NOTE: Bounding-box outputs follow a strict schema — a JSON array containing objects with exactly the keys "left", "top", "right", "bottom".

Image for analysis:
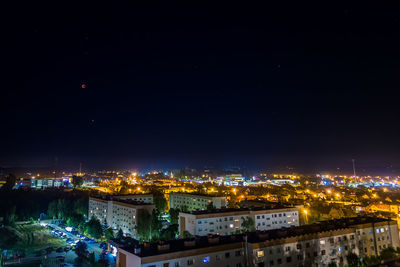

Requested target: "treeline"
[
  {"left": 0, "top": 187, "right": 88, "bottom": 226},
  {"left": 47, "top": 197, "right": 88, "bottom": 229}
]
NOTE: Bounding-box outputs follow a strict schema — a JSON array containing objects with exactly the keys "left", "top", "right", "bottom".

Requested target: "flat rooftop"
[
  {"left": 89, "top": 195, "right": 154, "bottom": 206},
  {"left": 184, "top": 204, "right": 295, "bottom": 215},
  {"left": 119, "top": 216, "right": 393, "bottom": 258},
  {"left": 170, "top": 192, "right": 225, "bottom": 198}
]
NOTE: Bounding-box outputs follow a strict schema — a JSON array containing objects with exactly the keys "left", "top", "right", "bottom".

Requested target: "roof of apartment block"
[
  {"left": 120, "top": 216, "right": 394, "bottom": 258},
  {"left": 185, "top": 204, "right": 295, "bottom": 215},
  {"left": 89, "top": 195, "right": 154, "bottom": 206}
]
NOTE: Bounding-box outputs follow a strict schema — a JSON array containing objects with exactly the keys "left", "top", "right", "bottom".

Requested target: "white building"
[
  {"left": 115, "top": 194, "right": 153, "bottom": 204},
  {"left": 88, "top": 196, "right": 154, "bottom": 237},
  {"left": 116, "top": 217, "right": 400, "bottom": 267},
  {"left": 169, "top": 192, "right": 227, "bottom": 211},
  {"left": 179, "top": 206, "right": 299, "bottom": 237}
]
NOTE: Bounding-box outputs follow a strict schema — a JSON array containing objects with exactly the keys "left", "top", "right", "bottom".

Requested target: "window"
[
  {"left": 235, "top": 251, "right": 241, "bottom": 257},
  {"left": 321, "top": 250, "right": 326, "bottom": 255},
  {"left": 216, "top": 255, "right": 221, "bottom": 261},
  {"left": 164, "top": 263, "right": 169, "bottom": 267},
  {"left": 297, "top": 255, "right": 303, "bottom": 260},
  {"left": 174, "top": 263, "right": 180, "bottom": 267},
  {"left": 286, "top": 257, "right": 292, "bottom": 263},
  {"left": 269, "top": 260, "right": 274, "bottom": 266},
  {"left": 236, "top": 264, "right": 241, "bottom": 267},
  {"left": 306, "top": 243, "right": 310, "bottom": 248},
  {"left": 277, "top": 259, "right": 282, "bottom": 264},
  {"left": 202, "top": 257, "right": 210, "bottom": 263},
  {"left": 320, "top": 240, "right": 325, "bottom": 245},
  {"left": 257, "top": 250, "right": 264, "bottom": 257},
  {"left": 258, "top": 263, "right": 264, "bottom": 267},
  {"left": 225, "top": 252, "right": 230, "bottom": 258},
  {"left": 297, "top": 244, "right": 302, "bottom": 250},
  {"left": 187, "top": 260, "right": 194, "bottom": 266}
]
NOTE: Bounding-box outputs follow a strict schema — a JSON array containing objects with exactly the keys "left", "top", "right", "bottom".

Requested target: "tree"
[
  {"left": 75, "top": 241, "right": 88, "bottom": 258},
  {"left": 66, "top": 213, "right": 85, "bottom": 229},
  {"left": 116, "top": 228, "right": 124, "bottom": 240},
  {"left": 150, "top": 209, "right": 163, "bottom": 241},
  {"left": 153, "top": 193, "right": 167, "bottom": 212},
  {"left": 206, "top": 202, "right": 216, "bottom": 210},
  {"left": 380, "top": 247, "right": 398, "bottom": 261},
  {"left": 4, "top": 206, "right": 17, "bottom": 226},
  {"left": 74, "top": 198, "right": 88, "bottom": 216},
  {"left": 182, "top": 231, "right": 193, "bottom": 239},
  {"left": 3, "top": 174, "right": 16, "bottom": 191},
  {"left": 169, "top": 208, "right": 180, "bottom": 225},
  {"left": 104, "top": 228, "right": 114, "bottom": 240},
  {"left": 241, "top": 217, "right": 255, "bottom": 232},
  {"left": 85, "top": 216, "right": 103, "bottom": 239},
  {"left": 88, "top": 252, "right": 95, "bottom": 265},
  {"left": 48, "top": 200, "right": 58, "bottom": 219},
  {"left": 160, "top": 224, "right": 178, "bottom": 240},
  {"left": 346, "top": 252, "right": 361, "bottom": 267},
  {"left": 72, "top": 175, "right": 83, "bottom": 188},
  {"left": 136, "top": 209, "right": 152, "bottom": 241}
]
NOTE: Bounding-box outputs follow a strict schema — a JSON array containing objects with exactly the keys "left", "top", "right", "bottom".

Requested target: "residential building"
[
  {"left": 89, "top": 196, "right": 155, "bottom": 237},
  {"left": 179, "top": 206, "right": 299, "bottom": 237},
  {"left": 115, "top": 194, "right": 153, "bottom": 204},
  {"left": 116, "top": 217, "right": 400, "bottom": 267},
  {"left": 169, "top": 192, "right": 227, "bottom": 211}
]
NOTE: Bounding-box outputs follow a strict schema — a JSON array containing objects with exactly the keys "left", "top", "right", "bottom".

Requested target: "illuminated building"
[
  {"left": 178, "top": 206, "right": 299, "bottom": 237},
  {"left": 89, "top": 196, "right": 154, "bottom": 237},
  {"left": 169, "top": 192, "right": 227, "bottom": 211},
  {"left": 116, "top": 217, "right": 400, "bottom": 267}
]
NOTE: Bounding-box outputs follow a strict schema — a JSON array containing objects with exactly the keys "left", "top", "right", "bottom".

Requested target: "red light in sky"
[{"left": 81, "top": 84, "right": 86, "bottom": 89}]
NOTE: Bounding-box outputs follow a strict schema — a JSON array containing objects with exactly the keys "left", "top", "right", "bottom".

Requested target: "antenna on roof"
[{"left": 352, "top": 159, "right": 356, "bottom": 178}]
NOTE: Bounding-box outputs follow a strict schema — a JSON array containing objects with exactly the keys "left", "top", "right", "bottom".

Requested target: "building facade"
[
  {"left": 179, "top": 207, "right": 299, "bottom": 237},
  {"left": 115, "top": 194, "right": 153, "bottom": 204},
  {"left": 116, "top": 217, "right": 400, "bottom": 267},
  {"left": 89, "top": 196, "right": 155, "bottom": 237},
  {"left": 169, "top": 193, "right": 227, "bottom": 211}
]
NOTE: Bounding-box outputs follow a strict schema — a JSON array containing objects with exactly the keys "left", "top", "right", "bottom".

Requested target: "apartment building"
[
  {"left": 115, "top": 194, "right": 153, "bottom": 204},
  {"left": 179, "top": 206, "right": 299, "bottom": 237},
  {"left": 88, "top": 196, "right": 155, "bottom": 237},
  {"left": 116, "top": 217, "right": 400, "bottom": 267},
  {"left": 169, "top": 192, "right": 227, "bottom": 211}
]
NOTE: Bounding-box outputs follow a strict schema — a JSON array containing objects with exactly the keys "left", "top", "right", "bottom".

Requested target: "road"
[{"left": 47, "top": 223, "right": 115, "bottom": 264}]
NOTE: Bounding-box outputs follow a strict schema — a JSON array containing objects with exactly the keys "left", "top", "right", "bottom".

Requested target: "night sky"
[{"left": 2, "top": 1, "right": 400, "bottom": 174}]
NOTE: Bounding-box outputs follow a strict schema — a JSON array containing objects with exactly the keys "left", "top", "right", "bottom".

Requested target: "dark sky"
[{"left": 2, "top": 1, "right": 400, "bottom": 173}]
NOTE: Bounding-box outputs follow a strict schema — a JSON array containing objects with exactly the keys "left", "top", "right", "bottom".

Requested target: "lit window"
[
  {"left": 257, "top": 250, "right": 264, "bottom": 257},
  {"left": 202, "top": 257, "right": 210, "bottom": 263},
  {"left": 320, "top": 240, "right": 326, "bottom": 245}
]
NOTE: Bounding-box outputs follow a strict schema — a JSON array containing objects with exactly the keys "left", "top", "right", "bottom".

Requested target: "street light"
[{"left": 303, "top": 209, "right": 308, "bottom": 224}]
